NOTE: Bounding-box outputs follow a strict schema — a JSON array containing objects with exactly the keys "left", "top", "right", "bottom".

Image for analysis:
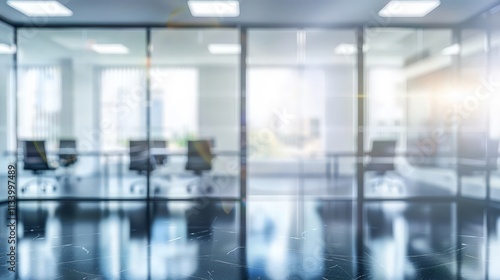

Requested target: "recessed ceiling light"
[
  {"left": 208, "top": 44, "right": 241, "bottom": 54},
  {"left": 379, "top": 0, "right": 440, "bottom": 17},
  {"left": 188, "top": 1, "right": 240, "bottom": 17},
  {"left": 7, "top": 1, "right": 73, "bottom": 17},
  {"left": 441, "top": 43, "right": 460, "bottom": 55},
  {"left": 0, "top": 44, "right": 16, "bottom": 54},
  {"left": 91, "top": 44, "right": 129, "bottom": 54},
  {"left": 334, "top": 44, "right": 369, "bottom": 55}
]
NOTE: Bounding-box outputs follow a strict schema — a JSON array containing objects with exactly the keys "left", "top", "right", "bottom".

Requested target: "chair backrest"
[
  {"left": 370, "top": 140, "right": 397, "bottom": 158},
  {"left": 185, "top": 140, "right": 213, "bottom": 173},
  {"left": 458, "top": 135, "right": 498, "bottom": 172},
  {"left": 59, "top": 139, "right": 78, "bottom": 166},
  {"left": 23, "top": 140, "right": 51, "bottom": 171},
  {"left": 129, "top": 140, "right": 155, "bottom": 173},
  {"left": 365, "top": 140, "right": 397, "bottom": 173},
  {"left": 152, "top": 140, "right": 168, "bottom": 165}
]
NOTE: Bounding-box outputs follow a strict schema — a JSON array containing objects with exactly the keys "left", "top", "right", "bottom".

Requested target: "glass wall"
[
  {"left": 364, "top": 28, "right": 457, "bottom": 198},
  {"left": 16, "top": 28, "right": 147, "bottom": 199},
  {"left": 150, "top": 28, "right": 240, "bottom": 199},
  {"left": 6, "top": 23, "right": 499, "bottom": 202},
  {"left": 247, "top": 29, "right": 357, "bottom": 198},
  {"left": 459, "top": 29, "right": 489, "bottom": 199},
  {"left": 0, "top": 22, "right": 14, "bottom": 202}
]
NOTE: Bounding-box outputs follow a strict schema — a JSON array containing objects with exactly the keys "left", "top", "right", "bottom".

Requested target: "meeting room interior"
[{"left": 1, "top": 0, "right": 500, "bottom": 279}]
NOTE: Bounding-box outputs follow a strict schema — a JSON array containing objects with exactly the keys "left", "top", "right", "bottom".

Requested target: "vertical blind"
[{"left": 17, "top": 66, "right": 61, "bottom": 149}]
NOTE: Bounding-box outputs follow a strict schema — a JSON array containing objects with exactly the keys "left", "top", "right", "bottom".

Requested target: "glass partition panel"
[
  {"left": 459, "top": 29, "right": 488, "bottom": 199},
  {"left": 17, "top": 28, "right": 147, "bottom": 199},
  {"left": 247, "top": 29, "right": 357, "bottom": 199},
  {"left": 0, "top": 22, "right": 14, "bottom": 202},
  {"left": 150, "top": 28, "right": 240, "bottom": 199},
  {"left": 365, "top": 28, "right": 457, "bottom": 198}
]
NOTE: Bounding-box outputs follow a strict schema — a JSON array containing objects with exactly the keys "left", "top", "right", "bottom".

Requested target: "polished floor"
[{"left": 0, "top": 198, "right": 499, "bottom": 279}]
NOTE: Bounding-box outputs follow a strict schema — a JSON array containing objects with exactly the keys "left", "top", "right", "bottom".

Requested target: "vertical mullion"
[
  {"left": 455, "top": 28, "right": 462, "bottom": 198},
  {"left": 240, "top": 27, "right": 247, "bottom": 202},
  {"left": 146, "top": 28, "right": 152, "bottom": 200},
  {"left": 13, "top": 25, "right": 19, "bottom": 280},
  {"left": 238, "top": 26, "right": 249, "bottom": 279},
  {"left": 145, "top": 27, "right": 153, "bottom": 280},
  {"left": 355, "top": 26, "right": 365, "bottom": 279},
  {"left": 486, "top": 26, "right": 492, "bottom": 202},
  {"left": 485, "top": 18, "right": 492, "bottom": 280}
]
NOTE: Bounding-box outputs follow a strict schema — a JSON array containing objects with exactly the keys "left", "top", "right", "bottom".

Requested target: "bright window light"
[
  {"left": 334, "top": 44, "right": 369, "bottom": 55},
  {"left": 379, "top": 1, "right": 440, "bottom": 17},
  {"left": 0, "top": 44, "right": 16, "bottom": 54},
  {"left": 91, "top": 44, "right": 129, "bottom": 54},
  {"left": 441, "top": 43, "right": 461, "bottom": 55},
  {"left": 188, "top": 1, "right": 240, "bottom": 17},
  {"left": 7, "top": 1, "right": 73, "bottom": 17},
  {"left": 208, "top": 44, "right": 241, "bottom": 54}
]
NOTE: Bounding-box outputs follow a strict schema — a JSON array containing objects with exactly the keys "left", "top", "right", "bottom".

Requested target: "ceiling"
[{"left": 0, "top": 0, "right": 498, "bottom": 27}]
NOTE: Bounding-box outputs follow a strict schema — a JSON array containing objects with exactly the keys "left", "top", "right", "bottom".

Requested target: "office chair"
[
  {"left": 153, "top": 140, "right": 168, "bottom": 166},
  {"left": 152, "top": 140, "right": 170, "bottom": 194},
  {"left": 185, "top": 140, "right": 215, "bottom": 194},
  {"left": 21, "top": 140, "right": 57, "bottom": 193},
  {"left": 129, "top": 140, "right": 156, "bottom": 193},
  {"left": 365, "top": 140, "right": 400, "bottom": 191},
  {"left": 458, "top": 135, "right": 498, "bottom": 176},
  {"left": 58, "top": 139, "right": 80, "bottom": 182}
]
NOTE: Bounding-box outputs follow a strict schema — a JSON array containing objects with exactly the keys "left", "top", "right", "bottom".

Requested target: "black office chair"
[
  {"left": 365, "top": 140, "right": 397, "bottom": 175},
  {"left": 152, "top": 140, "right": 170, "bottom": 194},
  {"left": 365, "top": 140, "right": 400, "bottom": 191},
  {"left": 152, "top": 140, "right": 168, "bottom": 166},
  {"left": 129, "top": 140, "right": 156, "bottom": 193},
  {"left": 58, "top": 139, "right": 80, "bottom": 182},
  {"left": 22, "top": 140, "right": 57, "bottom": 193},
  {"left": 185, "top": 140, "right": 214, "bottom": 194}
]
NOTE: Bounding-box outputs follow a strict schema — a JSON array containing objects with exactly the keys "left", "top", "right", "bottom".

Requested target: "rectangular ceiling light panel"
[
  {"left": 379, "top": 1, "right": 440, "bottom": 17},
  {"left": 188, "top": 1, "right": 240, "bottom": 17},
  {"left": 7, "top": 1, "right": 73, "bottom": 17}
]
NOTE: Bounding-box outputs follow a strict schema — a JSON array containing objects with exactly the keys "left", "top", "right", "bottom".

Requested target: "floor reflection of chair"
[
  {"left": 185, "top": 140, "right": 215, "bottom": 194},
  {"left": 22, "top": 140, "right": 58, "bottom": 193},
  {"left": 365, "top": 140, "right": 401, "bottom": 192},
  {"left": 185, "top": 201, "right": 217, "bottom": 240},
  {"left": 20, "top": 205, "right": 48, "bottom": 239}
]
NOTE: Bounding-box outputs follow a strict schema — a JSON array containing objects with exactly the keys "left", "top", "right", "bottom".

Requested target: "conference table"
[
  {"left": 4, "top": 149, "right": 467, "bottom": 179},
  {"left": 5, "top": 148, "right": 240, "bottom": 185}
]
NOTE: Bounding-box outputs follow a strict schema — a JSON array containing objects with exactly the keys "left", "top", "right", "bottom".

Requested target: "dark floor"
[{"left": 0, "top": 198, "right": 499, "bottom": 279}]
